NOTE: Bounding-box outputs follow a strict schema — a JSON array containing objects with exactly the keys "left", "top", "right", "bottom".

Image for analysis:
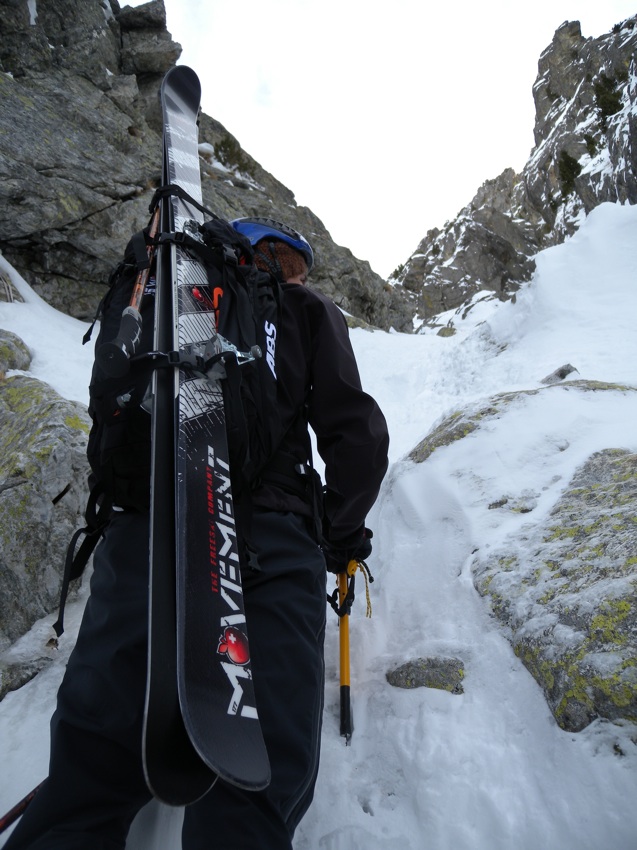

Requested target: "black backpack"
[
  {"left": 54, "top": 192, "right": 293, "bottom": 635},
  {"left": 84, "top": 211, "right": 284, "bottom": 511}
]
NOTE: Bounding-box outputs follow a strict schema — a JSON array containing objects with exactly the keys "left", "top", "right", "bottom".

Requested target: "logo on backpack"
[{"left": 263, "top": 320, "right": 277, "bottom": 379}]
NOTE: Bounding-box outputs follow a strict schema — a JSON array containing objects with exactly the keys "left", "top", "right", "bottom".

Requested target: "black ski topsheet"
[
  {"left": 143, "top": 65, "right": 216, "bottom": 806},
  {"left": 143, "top": 66, "right": 270, "bottom": 804}
]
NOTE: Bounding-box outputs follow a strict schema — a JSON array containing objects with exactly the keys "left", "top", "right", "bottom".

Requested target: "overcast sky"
[{"left": 124, "top": 1, "right": 636, "bottom": 278}]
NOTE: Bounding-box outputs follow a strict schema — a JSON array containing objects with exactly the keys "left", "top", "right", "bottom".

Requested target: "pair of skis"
[
  {"left": 138, "top": 66, "right": 368, "bottom": 800},
  {"left": 2, "top": 64, "right": 378, "bottom": 834},
  {"left": 141, "top": 65, "right": 269, "bottom": 804}
]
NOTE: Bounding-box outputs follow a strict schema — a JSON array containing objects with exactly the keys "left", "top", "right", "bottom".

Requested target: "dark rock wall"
[{"left": 0, "top": 0, "right": 412, "bottom": 331}]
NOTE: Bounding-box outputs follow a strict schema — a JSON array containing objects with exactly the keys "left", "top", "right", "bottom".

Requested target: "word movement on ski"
[{"left": 206, "top": 444, "right": 258, "bottom": 720}]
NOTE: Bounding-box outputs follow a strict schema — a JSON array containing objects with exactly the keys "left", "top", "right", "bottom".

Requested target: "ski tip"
[{"left": 161, "top": 65, "right": 201, "bottom": 104}]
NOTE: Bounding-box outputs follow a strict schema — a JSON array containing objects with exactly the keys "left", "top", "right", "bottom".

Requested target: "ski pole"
[
  {"left": 0, "top": 781, "right": 44, "bottom": 835},
  {"left": 96, "top": 203, "right": 161, "bottom": 378}
]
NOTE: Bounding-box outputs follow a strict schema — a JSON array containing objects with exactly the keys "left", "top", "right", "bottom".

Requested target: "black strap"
[
  {"left": 130, "top": 229, "right": 151, "bottom": 270},
  {"left": 150, "top": 184, "right": 220, "bottom": 221},
  {"left": 82, "top": 282, "right": 113, "bottom": 346},
  {"left": 254, "top": 242, "right": 284, "bottom": 281},
  {"left": 327, "top": 572, "right": 356, "bottom": 618},
  {"left": 52, "top": 482, "right": 112, "bottom": 637},
  {"left": 326, "top": 560, "right": 374, "bottom": 617},
  {"left": 258, "top": 451, "right": 315, "bottom": 501}
]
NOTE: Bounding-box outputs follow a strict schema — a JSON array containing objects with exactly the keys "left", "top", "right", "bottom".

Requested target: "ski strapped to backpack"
[
  {"left": 89, "top": 183, "right": 289, "bottom": 491},
  {"left": 56, "top": 184, "right": 318, "bottom": 633}
]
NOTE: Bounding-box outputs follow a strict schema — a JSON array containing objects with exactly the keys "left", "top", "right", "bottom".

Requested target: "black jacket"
[{"left": 253, "top": 282, "right": 389, "bottom": 544}]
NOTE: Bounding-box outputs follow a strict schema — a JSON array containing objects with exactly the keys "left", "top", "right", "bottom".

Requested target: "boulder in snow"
[{"left": 0, "top": 374, "right": 91, "bottom": 650}]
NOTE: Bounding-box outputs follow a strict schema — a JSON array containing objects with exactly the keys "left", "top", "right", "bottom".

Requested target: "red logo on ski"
[{"left": 217, "top": 626, "right": 250, "bottom": 666}]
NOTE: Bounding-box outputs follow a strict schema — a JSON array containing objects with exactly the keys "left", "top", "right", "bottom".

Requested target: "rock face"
[
  {"left": 475, "top": 447, "right": 637, "bottom": 732},
  {"left": 395, "top": 17, "right": 637, "bottom": 327},
  {"left": 410, "top": 381, "right": 637, "bottom": 733},
  {"left": 3, "top": 8, "right": 635, "bottom": 333},
  {"left": 0, "top": 0, "right": 412, "bottom": 332},
  {"left": 0, "top": 374, "right": 91, "bottom": 650},
  {"left": 0, "top": 329, "right": 31, "bottom": 376}
]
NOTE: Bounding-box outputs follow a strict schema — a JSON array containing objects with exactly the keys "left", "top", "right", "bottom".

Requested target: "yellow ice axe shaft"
[{"left": 338, "top": 561, "right": 357, "bottom": 743}]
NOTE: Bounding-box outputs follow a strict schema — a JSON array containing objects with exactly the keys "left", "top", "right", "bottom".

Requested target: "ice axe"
[{"left": 333, "top": 559, "right": 374, "bottom": 744}]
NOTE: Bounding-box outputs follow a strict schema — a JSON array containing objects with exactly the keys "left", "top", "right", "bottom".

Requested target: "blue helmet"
[{"left": 230, "top": 217, "right": 314, "bottom": 272}]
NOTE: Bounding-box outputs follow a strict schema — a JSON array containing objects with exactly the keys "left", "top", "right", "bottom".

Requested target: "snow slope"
[{"left": 1, "top": 202, "right": 636, "bottom": 848}]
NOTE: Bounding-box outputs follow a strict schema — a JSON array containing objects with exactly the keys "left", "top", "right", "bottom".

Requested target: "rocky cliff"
[
  {"left": 395, "top": 17, "right": 637, "bottom": 329},
  {"left": 3, "top": 5, "right": 634, "bottom": 338},
  {"left": 0, "top": 0, "right": 412, "bottom": 332}
]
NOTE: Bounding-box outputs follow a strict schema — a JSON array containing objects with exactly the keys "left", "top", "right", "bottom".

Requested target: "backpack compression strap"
[
  {"left": 149, "top": 183, "right": 219, "bottom": 222},
  {"left": 52, "top": 482, "right": 112, "bottom": 637}
]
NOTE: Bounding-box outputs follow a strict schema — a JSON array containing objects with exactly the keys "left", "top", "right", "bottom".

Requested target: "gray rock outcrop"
[
  {"left": 395, "top": 17, "right": 637, "bottom": 327},
  {"left": 0, "top": 372, "right": 91, "bottom": 650},
  {"left": 0, "top": 329, "right": 31, "bottom": 376},
  {"left": 410, "top": 381, "right": 637, "bottom": 732},
  {"left": 474, "top": 447, "right": 637, "bottom": 732},
  {"left": 386, "top": 657, "right": 465, "bottom": 694},
  {"left": 0, "top": 0, "right": 412, "bottom": 332}
]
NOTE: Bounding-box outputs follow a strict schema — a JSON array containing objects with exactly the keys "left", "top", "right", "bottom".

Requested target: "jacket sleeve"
[{"left": 307, "top": 296, "right": 389, "bottom": 544}]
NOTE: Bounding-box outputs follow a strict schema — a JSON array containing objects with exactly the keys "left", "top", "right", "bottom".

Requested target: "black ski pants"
[{"left": 4, "top": 509, "right": 326, "bottom": 850}]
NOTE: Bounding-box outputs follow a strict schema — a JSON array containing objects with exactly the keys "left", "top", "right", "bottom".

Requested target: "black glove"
[{"left": 323, "top": 527, "right": 373, "bottom": 574}]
